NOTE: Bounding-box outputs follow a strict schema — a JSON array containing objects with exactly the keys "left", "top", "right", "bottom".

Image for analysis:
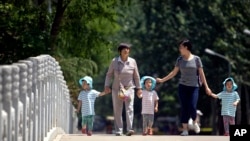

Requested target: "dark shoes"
[
  {"left": 87, "top": 131, "right": 92, "bottom": 136},
  {"left": 126, "top": 130, "right": 135, "bottom": 136},
  {"left": 81, "top": 128, "right": 92, "bottom": 136},
  {"left": 81, "top": 128, "right": 86, "bottom": 134}
]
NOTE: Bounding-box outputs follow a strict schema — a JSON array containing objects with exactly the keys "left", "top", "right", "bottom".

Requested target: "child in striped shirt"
[
  {"left": 76, "top": 76, "right": 110, "bottom": 136},
  {"left": 209, "top": 77, "right": 240, "bottom": 136},
  {"left": 138, "top": 76, "right": 159, "bottom": 135}
]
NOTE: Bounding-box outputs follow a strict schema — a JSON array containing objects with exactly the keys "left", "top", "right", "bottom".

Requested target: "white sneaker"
[
  {"left": 180, "top": 130, "right": 189, "bottom": 136},
  {"left": 193, "top": 123, "right": 200, "bottom": 133},
  {"left": 115, "top": 132, "right": 123, "bottom": 136}
]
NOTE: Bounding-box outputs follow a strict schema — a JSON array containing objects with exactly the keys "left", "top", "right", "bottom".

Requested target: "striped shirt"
[
  {"left": 78, "top": 89, "right": 100, "bottom": 116},
  {"left": 217, "top": 91, "right": 240, "bottom": 117},
  {"left": 141, "top": 90, "right": 159, "bottom": 114}
]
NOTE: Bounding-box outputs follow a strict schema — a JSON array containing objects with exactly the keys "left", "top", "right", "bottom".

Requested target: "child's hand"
[
  {"left": 233, "top": 101, "right": 238, "bottom": 106},
  {"left": 137, "top": 94, "right": 142, "bottom": 98},
  {"left": 154, "top": 107, "right": 158, "bottom": 112}
]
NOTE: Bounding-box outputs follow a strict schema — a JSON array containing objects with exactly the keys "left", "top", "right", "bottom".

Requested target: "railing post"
[
  {"left": 47, "top": 56, "right": 53, "bottom": 132},
  {"left": 14, "top": 63, "right": 29, "bottom": 141},
  {"left": 18, "top": 60, "right": 33, "bottom": 141},
  {"left": 37, "top": 56, "right": 44, "bottom": 141},
  {"left": 0, "top": 67, "right": 3, "bottom": 141},
  {"left": 28, "top": 57, "right": 38, "bottom": 141},
  {"left": 43, "top": 55, "right": 50, "bottom": 137},
  {"left": 2, "top": 65, "right": 15, "bottom": 141},
  {"left": 11, "top": 64, "right": 24, "bottom": 141}
]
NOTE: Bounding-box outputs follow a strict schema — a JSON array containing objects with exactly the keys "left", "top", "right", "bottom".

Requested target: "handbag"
[{"left": 118, "top": 87, "right": 131, "bottom": 101}]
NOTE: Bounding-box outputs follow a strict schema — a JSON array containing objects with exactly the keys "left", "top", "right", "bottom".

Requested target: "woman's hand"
[
  {"left": 105, "top": 86, "right": 111, "bottom": 94},
  {"left": 136, "top": 88, "right": 142, "bottom": 97},
  {"left": 156, "top": 78, "right": 163, "bottom": 83}
]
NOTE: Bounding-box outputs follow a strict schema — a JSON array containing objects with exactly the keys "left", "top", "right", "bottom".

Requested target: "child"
[
  {"left": 76, "top": 76, "right": 110, "bottom": 136},
  {"left": 209, "top": 77, "right": 240, "bottom": 136},
  {"left": 138, "top": 76, "right": 159, "bottom": 136}
]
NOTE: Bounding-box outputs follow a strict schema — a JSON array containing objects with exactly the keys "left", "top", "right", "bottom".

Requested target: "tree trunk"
[{"left": 49, "top": 0, "right": 68, "bottom": 54}]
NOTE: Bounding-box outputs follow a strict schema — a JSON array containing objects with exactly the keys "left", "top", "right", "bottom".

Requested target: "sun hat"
[
  {"left": 79, "top": 76, "right": 93, "bottom": 89},
  {"left": 222, "top": 77, "right": 237, "bottom": 91},
  {"left": 140, "top": 76, "right": 156, "bottom": 91}
]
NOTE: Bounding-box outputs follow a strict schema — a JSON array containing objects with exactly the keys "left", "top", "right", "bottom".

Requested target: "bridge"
[{"left": 0, "top": 54, "right": 229, "bottom": 141}]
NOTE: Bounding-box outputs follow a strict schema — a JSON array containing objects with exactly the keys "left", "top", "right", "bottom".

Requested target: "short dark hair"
[
  {"left": 118, "top": 43, "right": 132, "bottom": 52},
  {"left": 179, "top": 39, "right": 192, "bottom": 51}
]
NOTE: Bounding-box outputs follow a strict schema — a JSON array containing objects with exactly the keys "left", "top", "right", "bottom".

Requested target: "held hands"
[
  {"left": 156, "top": 78, "right": 163, "bottom": 83},
  {"left": 136, "top": 88, "right": 142, "bottom": 97},
  {"left": 137, "top": 93, "right": 142, "bottom": 98},
  {"left": 104, "top": 86, "right": 111, "bottom": 94}
]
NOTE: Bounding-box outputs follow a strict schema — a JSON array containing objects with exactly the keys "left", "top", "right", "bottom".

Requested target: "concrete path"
[{"left": 53, "top": 134, "right": 229, "bottom": 141}]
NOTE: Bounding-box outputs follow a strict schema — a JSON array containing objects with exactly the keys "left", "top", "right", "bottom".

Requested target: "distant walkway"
[{"left": 53, "top": 134, "right": 229, "bottom": 141}]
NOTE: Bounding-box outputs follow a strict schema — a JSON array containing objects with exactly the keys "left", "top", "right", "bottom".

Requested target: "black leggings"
[{"left": 178, "top": 84, "right": 199, "bottom": 123}]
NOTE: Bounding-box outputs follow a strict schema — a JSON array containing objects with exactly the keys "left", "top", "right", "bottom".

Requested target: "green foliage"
[{"left": 0, "top": 1, "right": 50, "bottom": 64}]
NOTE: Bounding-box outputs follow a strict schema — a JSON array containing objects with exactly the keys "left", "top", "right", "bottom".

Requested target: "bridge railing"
[{"left": 0, "top": 54, "right": 75, "bottom": 141}]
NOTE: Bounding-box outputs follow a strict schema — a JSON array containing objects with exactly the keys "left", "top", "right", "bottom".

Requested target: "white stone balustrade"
[{"left": 0, "top": 55, "right": 75, "bottom": 141}]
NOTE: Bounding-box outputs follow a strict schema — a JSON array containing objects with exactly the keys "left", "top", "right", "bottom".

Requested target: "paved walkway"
[{"left": 53, "top": 134, "right": 229, "bottom": 141}]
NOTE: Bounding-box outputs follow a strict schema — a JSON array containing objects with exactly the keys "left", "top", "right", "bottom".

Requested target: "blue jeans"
[{"left": 178, "top": 84, "right": 199, "bottom": 123}]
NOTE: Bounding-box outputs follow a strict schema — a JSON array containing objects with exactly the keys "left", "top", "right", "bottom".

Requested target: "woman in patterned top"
[{"left": 156, "top": 39, "right": 212, "bottom": 136}]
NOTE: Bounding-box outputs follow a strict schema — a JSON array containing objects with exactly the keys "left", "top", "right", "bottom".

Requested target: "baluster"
[
  {"left": 28, "top": 57, "right": 38, "bottom": 141},
  {"left": 14, "top": 63, "right": 29, "bottom": 141},
  {"left": 18, "top": 60, "right": 33, "bottom": 141},
  {"left": 11, "top": 65, "right": 24, "bottom": 141},
  {"left": 2, "top": 65, "right": 15, "bottom": 141}
]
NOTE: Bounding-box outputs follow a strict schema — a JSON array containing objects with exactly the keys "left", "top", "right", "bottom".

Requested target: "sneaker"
[
  {"left": 81, "top": 128, "right": 86, "bottom": 134},
  {"left": 180, "top": 130, "right": 189, "bottom": 136},
  {"left": 142, "top": 132, "right": 147, "bottom": 136},
  {"left": 126, "top": 130, "right": 135, "bottom": 136},
  {"left": 87, "top": 131, "right": 92, "bottom": 136},
  {"left": 224, "top": 133, "right": 229, "bottom": 136},
  {"left": 147, "top": 128, "right": 153, "bottom": 135},
  {"left": 193, "top": 123, "right": 200, "bottom": 133},
  {"left": 115, "top": 132, "right": 123, "bottom": 136}
]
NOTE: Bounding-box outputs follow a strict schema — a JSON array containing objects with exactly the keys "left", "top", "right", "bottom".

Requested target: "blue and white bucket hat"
[
  {"left": 140, "top": 76, "right": 156, "bottom": 91},
  {"left": 222, "top": 77, "right": 237, "bottom": 91},
  {"left": 79, "top": 76, "right": 93, "bottom": 89}
]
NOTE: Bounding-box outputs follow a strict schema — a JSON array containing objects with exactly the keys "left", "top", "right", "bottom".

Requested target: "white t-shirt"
[{"left": 141, "top": 90, "right": 159, "bottom": 114}]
